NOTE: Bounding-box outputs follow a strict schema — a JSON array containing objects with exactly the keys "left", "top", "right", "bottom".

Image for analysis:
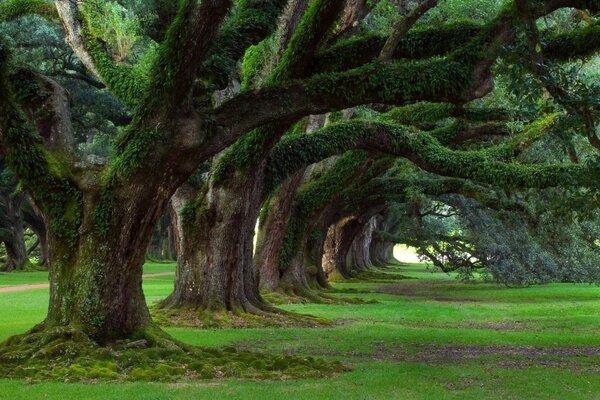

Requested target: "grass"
[{"left": 0, "top": 262, "right": 599, "bottom": 399}]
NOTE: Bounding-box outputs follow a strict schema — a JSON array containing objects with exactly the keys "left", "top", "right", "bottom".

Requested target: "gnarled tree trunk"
[
  {"left": 350, "top": 216, "right": 376, "bottom": 271},
  {"left": 163, "top": 169, "right": 268, "bottom": 313},
  {"left": 322, "top": 216, "right": 362, "bottom": 279},
  {"left": 255, "top": 170, "right": 306, "bottom": 291}
]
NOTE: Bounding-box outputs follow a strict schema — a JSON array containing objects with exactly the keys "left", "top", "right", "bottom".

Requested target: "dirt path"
[{"left": 0, "top": 272, "right": 174, "bottom": 293}]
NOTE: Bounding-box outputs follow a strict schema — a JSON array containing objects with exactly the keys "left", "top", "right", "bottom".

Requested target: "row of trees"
[{"left": 0, "top": 0, "right": 599, "bottom": 378}]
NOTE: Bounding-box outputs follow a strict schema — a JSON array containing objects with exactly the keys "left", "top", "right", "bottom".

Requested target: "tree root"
[{"left": 0, "top": 323, "right": 349, "bottom": 382}]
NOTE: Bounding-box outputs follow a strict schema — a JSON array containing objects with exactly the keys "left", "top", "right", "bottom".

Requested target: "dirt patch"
[
  {"left": 0, "top": 272, "right": 174, "bottom": 293},
  {"left": 462, "top": 320, "right": 533, "bottom": 331},
  {"left": 404, "top": 344, "right": 600, "bottom": 361},
  {"left": 292, "top": 343, "right": 600, "bottom": 373},
  {"left": 376, "top": 280, "right": 496, "bottom": 303}
]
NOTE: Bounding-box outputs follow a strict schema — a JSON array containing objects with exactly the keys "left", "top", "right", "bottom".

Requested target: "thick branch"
[
  {"left": 196, "top": 0, "right": 289, "bottom": 91},
  {"left": 265, "top": 120, "right": 593, "bottom": 191},
  {"left": 12, "top": 69, "right": 75, "bottom": 153},
  {"left": 54, "top": 0, "right": 144, "bottom": 108}
]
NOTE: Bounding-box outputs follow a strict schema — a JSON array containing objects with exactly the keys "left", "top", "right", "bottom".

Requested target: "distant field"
[{"left": 0, "top": 262, "right": 599, "bottom": 400}]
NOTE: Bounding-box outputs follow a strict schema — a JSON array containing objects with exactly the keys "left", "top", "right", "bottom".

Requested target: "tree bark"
[
  {"left": 0, "top": 191, "right": 29, "bottom": 272},
  {"left": 322, "top": 216, "right": 362, "bottom": 279},
  {"left": 23, "top": 199, "right": 48, "bottom": 266},
  {"left": 350, "top": 216, "right": 376, "bottom": 271},
  {"left": 255, "top": 170, "right": 306, "bottom": 291},
  {"left": 164, "top": 169, "right": 268, "bottom": 313}
]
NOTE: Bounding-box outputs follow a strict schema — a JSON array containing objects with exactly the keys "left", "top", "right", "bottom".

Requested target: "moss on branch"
[
  {"left": 313, "top": 21, "right": 483, "bottom": 73},
  {"left": 266, "top": 117, "right": 594, "bottom": 192},
  {"left": 0, "top": 0, "right": 57, "bottom": 22},
  {"left": 542, "top": 21, "right": 600, "bottom": 61},
  {"left": 198, "top": 0, "right": 288, "bottom": 90},
  {"left": 0, "top": 40, "right": 82, "bottom": 247}
]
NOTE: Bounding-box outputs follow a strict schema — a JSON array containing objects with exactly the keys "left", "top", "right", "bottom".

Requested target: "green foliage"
[
  {"left": 0, "top": 0, "right": 56, "bottom": 22},
  {"left": 83, "top": 1, "right": 143, "bottom": 63},
  {"left": 79, "top": 0, "right": 150, "bottom": 109},
  {"left": 314, "top": 21, "right": 483, "bottom": 73},
  {"left": 198, "top": 0, "right": 289, "bottom": 90}
]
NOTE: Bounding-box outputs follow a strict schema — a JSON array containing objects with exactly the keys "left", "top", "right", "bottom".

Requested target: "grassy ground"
[{"left": 0, "top": 262, "right": 598, "bottom": 399}]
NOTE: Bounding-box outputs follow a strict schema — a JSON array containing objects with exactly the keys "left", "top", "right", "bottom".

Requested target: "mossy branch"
[
  {"left": 197, "top": 0, "right": 289, "bottom": 91},
  {"left": 0, "top": 0, "right": 57, "bottom": 22},
  {"left": 0, "top": 39, "right": 82, "bottom": 246},
  {"left": 265, "top": 118, "right": 595, "bottom": 192}
]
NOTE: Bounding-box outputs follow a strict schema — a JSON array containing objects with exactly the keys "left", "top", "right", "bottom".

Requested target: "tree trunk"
[
  {"left": 164, "top": 170, "right": 268, "bottom": 313},
  {"left": 368, "top": 215, "right": 396, "bottom": 266},
  {"left": 255, "top": 170, "right": 306, "bottom": 291},
  {"left": 350, "top": 217, "right": 376, "bottom": 271},
  {"left": 370, "top": 237, "right": 395, "bottom": 266},
  {"left": 322, "top": 217, "right": 362, "bottom": 279},
  {"left": 35, "top": 170, "right": 182, "bottom": 342},
  {"left": 304, "top": 230, "right": 330, "bottom": 289},
  {"left": 24, "top": 202, "right": 48, "bottom": 266},
  {"left": 0, "top": 191, "right": 29, "bottom": 272}
]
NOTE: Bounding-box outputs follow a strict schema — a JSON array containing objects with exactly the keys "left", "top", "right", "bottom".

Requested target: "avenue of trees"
[{"left": 0, "top": 0, "right": 599, "bottom": 380}]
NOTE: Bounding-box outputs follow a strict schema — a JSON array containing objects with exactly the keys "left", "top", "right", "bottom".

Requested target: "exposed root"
[
  {"left": 0, "top": 324, "right": 349, "bottom": 382},
  {"left": 151, "top": 304, "right": 332, "bottom": 329}
]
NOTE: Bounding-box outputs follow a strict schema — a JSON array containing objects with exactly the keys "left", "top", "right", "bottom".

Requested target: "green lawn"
[{"left": 0, "top": 263, "right": 599, "bottom": 399}]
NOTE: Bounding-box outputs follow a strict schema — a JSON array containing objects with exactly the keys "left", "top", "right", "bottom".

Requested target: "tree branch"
[
  {"left": 265, "top": 119, "right": 593, "bottom": 191},
  {"left": 379, "top": 0, "right": 438, "bottom": 61}
]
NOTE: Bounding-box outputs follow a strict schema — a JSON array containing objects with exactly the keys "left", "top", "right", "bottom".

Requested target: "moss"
[
  {"left": 306, "top": 57, "right": 473, "bottom": 109},
  {"left": 151, "top": 305, "right": 332, "bottom": 329},
  {"left": 313, "top": 21, "right": 483, "bottom": 73},
  {"left": 0, "top": 0, "right": 57, "bottom": 22},
  {"left": 0, "top": 325, "right": 349, "bottom": 382},
  {"left": 197, "top": 0, "right": 289, "bottom": 91},
  {"left": 276, "top": 151, "right": 368, "bottom": 270},
  {"left": 77, "top": 0, "right": 149, "bottom": 109},
  {"left": 267, "top": 115, "right": 590, "bottom": 195},
  {"left": 543, "top": 21, "right": 600, "bottom": 61}
]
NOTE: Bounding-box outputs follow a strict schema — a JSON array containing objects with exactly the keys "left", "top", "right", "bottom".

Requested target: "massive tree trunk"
[
  {"left": 163, "top": 169, "right": 268, "bottom": 313},
  {"left": 255, "top": 170, "right": 306, "bottom": 291},
  {"left": 39, "top": 178, "right": 180, "bottom": 341},
  {"left": 322, "top": 216, "right": 362, "bottom": 279}
]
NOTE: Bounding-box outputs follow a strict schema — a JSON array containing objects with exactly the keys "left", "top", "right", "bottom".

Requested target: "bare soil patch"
[{"left": 0, "top": 272, "right": 174, "bottom": 293}]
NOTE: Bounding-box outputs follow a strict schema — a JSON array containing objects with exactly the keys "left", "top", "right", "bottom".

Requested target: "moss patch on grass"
[
  {"left": 151, "top": 306, "right": 333, "bottom": 329},
  {"left": 0, "top": 324, "right": 349, "bottom": 382}
]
